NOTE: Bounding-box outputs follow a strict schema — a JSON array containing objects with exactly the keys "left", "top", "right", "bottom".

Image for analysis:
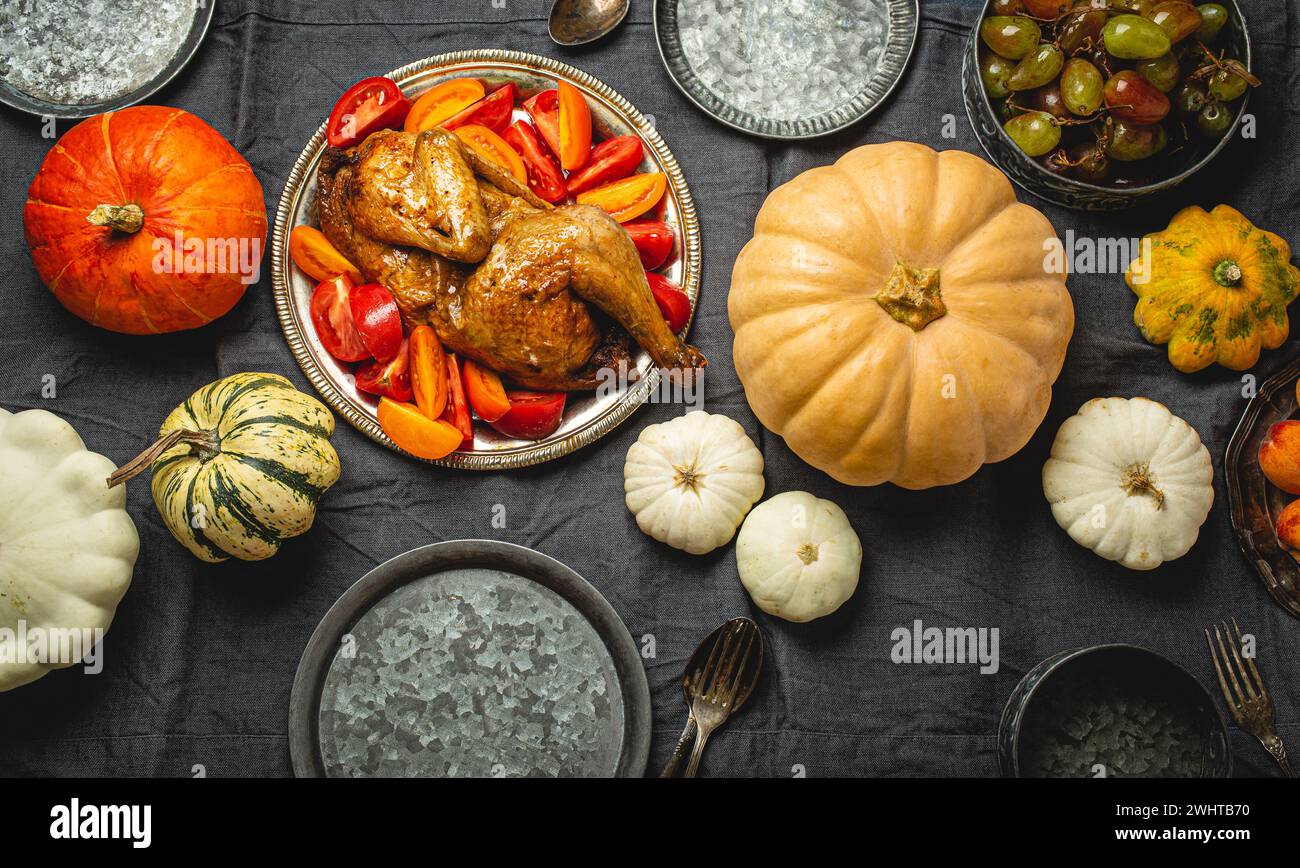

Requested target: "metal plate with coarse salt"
[{"left": 654, "top": 0, "right": 918, "bottom": 139}]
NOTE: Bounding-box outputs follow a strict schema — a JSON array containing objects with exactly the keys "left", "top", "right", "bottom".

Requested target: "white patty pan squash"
[
  {"left": 111, "top": 373, "right": 340, "bottom": 563},
  {"left": 0, "top": 407, "right": 139, "bottom": 692},
  {"left": 624, "top": 411, "right": 765, "bottom": 555},
  {"left": 1042, "top": 397, "right": 1213, "bottom": 571},
  {"left": 729, "top": 141, "right": 1074, "bottom": 489},
  {"left": 736, "top": 491, "right": 862, "bottom": 622}
]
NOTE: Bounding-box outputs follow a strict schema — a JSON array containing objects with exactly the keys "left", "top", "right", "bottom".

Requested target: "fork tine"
[
  {"left": 714, "top": 623, "right": 748, "bottom": 701},
  {"left": 1223, "top": 620, "right": 1258, "bottom": 701},
  {"left": 1231, "top": 617, "right": 1269, "bottom": 700},
  {"left": 704, "top": 624, "right": 738, "bottom": 700},
  {"left": 1206, "top": 627, "right": 1245, "bottom": 725},
  {"left": 1213, "top": 623, "right": 1248, "bottom": 706},
  {"left": 724, "top": 626, "right": 757, "bottom": 706},
  {"left": 695, "top": 626, "right": 728, "bottom": 700}
]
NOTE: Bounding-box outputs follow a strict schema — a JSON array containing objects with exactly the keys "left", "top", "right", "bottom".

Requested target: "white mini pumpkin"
[
  {"left": 736, "top": 491, "right": 862, "bottom": 622},
  {"left": 1042, "top": 397, "right": 1213, "bottom": 570},
  {"left": 623, "top": 411, "right": 765, "bottom": 555},
  {"left": 0, "top": 407, "right": 139, "bottom": 692}
]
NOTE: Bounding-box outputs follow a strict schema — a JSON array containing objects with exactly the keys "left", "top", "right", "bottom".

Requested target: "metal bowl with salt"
[{"left": 654, "top": 0, "right": 918, "bottom": 139}]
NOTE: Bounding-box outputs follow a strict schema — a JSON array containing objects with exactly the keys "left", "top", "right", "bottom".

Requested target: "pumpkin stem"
[
  {"left": 796, "top": 542, "right": 819, "bottom": 565},
  {"left": 1121, "top": 462, "right": 1165, "bottom": 509},
  {"left": 87, "top": 203, "right": 144, "bottom": 234},
  {"left": 1213, "top": 260, "right": 1243, "bottom": 287},
  {"left": 107, "top": 428, "right": 218, "bottom": 488},
  {"left": 673, "top": 463, "right": 703, "bottom": 493},
  {"left": 874, "top": 261, "right": 945, "bottom": 331}
]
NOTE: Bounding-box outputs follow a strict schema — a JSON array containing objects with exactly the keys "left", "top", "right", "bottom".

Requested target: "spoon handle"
[
  {"left": 659, "top": 716, "right": 697, "bottom": 778},
  {"left": 683, "top": 726, "right": 712, "bottom": 778}
]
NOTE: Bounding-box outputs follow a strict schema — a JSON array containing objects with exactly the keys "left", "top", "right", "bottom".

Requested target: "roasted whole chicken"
[{"left": 316, "top": 127, "right": 705, "bottom": 390}]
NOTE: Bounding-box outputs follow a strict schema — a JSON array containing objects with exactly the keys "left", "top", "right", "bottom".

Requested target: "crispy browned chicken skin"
[{"left": 316, "top": 128, "right": 705, "bottom": 390}]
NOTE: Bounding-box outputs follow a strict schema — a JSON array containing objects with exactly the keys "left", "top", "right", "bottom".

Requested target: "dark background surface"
[{"left": 0, "top": 0, "right": 1296, "bottom": 777}]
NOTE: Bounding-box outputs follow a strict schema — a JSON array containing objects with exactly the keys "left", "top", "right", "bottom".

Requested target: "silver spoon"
[{"left": 548, "top": 0, "right": 630, "bottom": 46}]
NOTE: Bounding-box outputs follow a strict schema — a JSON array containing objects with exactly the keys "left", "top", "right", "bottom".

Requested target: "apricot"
[
  {"left": 1258, "top": 421, "right": 1300, "bottom": 494},
  {"left": 1277, "top": 500, "right": 1300, "bottom": 551}
]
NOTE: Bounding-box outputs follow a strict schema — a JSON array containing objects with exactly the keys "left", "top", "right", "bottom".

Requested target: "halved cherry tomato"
[
  {"left": 453, "top": 124, "right": 527, "bottom": 184},
  {"left": 348, "top": 283, "right": 403, "bottom": 362},
  {"left": 408, "top": 325, "right": 448, "bottom": 420},
  {"left": 490, "top": 391, "right": 567, "bottom": 441},
  {"left": 440, "top": 354, "right": 474, "bottom": 447},
  {"left": 565, "top": 135, "right": 643, "bottom": 195},
  {"left": 356, "top": 339, "right": 412, "bottom": 401},
  {"left": 289, "top": 225, "right": 363, "bottom": 284},
  {"left": 378, "top": 397, "right": 463, "bottom": 460},
  {"left": 622, "top": 220, "right": 675, "bottom": 269},
  {"left": 462, "top": 360, "right": 511, "bottom": 422},
  {"left": 523, "top": 89, "right": 562, "bottom": 158},
  {"left": 575, "top": 172, "right": 666, "bottom": 223},
  {"left": 309, "top": 275, "right": 370, "bottom": 362},
  {"left": 557, "top": 81, "right": 592, "bottom": 171},
  {"left": 404, "top": 78, "right": 485, "bottom": 133},
  {"left": 502, "top": 121, "right": 567, "bottom": 203},
  {"left": 647, "top": 272, "right": 691, "bottom": 333},
  {"left": 327, "top": 76, "right": 410, "bottom": 149},
  {"left": 442, "top": 83, "right": 516, "bottom": 133}
]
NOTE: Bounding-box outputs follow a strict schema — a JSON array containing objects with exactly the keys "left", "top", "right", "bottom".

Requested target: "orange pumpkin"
[{"left": 23, "top": 106, "right": 267, "bottom": 334}]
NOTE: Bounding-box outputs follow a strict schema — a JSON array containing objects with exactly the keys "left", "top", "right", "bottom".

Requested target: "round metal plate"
[
  {"left": 0, "top": 0, "right": 213, "bottom": 119},
  {"left": 271, "top": 51, "right": 701, "bottom": 470},
  {"left": 653, "top": 0, "right": 918, "bottom": 139},
  {"left": 288, "top": 541, "right": 652, "bottom": 778}
]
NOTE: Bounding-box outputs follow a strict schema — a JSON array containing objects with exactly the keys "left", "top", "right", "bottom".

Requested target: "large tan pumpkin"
[{"left": 729, "top": 142, "right": 1073, "bottom": 489}]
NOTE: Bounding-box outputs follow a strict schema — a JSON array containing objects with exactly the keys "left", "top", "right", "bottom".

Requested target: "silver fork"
[
  {"left": 683, "top": 618, "right": 763, "bottom": 778},
  {"left": 1204, "top": 619, "right": 1295, "bottom": 778}
]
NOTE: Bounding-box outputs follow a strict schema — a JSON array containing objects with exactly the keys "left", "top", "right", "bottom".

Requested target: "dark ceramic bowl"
[
  {"left": 962, "top": 1, "right": 1252, "bottom": 210},
  {"left": 998, "top": 644, "right": 1232, "bottom": 777}
]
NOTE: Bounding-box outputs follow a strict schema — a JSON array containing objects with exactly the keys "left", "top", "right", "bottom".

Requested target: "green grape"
[
  {"left": 1008, "top": 44, "right": 1064, "bottom": 92},
  {"left": 1004, "top": 111, "right": 1061, "bottom": 157},
  {"left": 1173, "top": 81, "right": 1207, "bottom": 116},
  {"left": 1061, "top": 58, "right": 1104, "bottom": 115},
  {"left": 1194, "top": 3, "right": 1228, "bottom": 41},
  {"left": 1208, "top": 65, "right": 1248, "bottom": 101},
  {"left": 980, "top": 51, "right": 1016, "bottom": 99},
  {"left": 1136, "top": 52, "right": 1180, "bottom": 92},
  {"left": 980, "top": 16, "right": 1042, "bottom": 60},
  {"left": 1105, "top": 119, "right": 1168, "bottom": 160},
  {"left": 1196, "top": 102, "right": 1234, "bottom": 137},
  {"left": 1147, "top": 1, "right": 1203, "bottom": 44},
  {"left": 1103, "top": 14, "right": 1172, "bottom": 60}
]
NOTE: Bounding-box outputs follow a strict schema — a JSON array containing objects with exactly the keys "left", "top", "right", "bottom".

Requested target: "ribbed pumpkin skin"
[
  {"left": 728, "top": 142, "right": 1074, "bottom": 489},
  {"left": 1126, "top": 204, "right": 1300, "bottom": 373},
  {"left": 23, "top": 106, "right": 267, "bottom": 334},
  {"left": 151, "top": 373, "right": 340, "bottom": 563}
]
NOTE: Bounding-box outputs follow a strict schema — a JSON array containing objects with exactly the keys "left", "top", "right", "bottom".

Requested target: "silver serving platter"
[
  {"left": 653, "top": 0, "right": 919, "bottom": 139},
  {"left": 271, "top": 50, "right": 701, "bottom": 470}
]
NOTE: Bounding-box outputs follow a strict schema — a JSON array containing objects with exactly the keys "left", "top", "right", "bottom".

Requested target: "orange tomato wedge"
[
  {"left": 453, "top": 124, "right": 527, "bottom": 184},
  {"left": 575, "top": 173, "right": 666, "bottom": 223},
  {"left": 289, "top": 225, "right": 363, "bottom": 283},
  {"left": 557, "top": 81, "right": 592, "bottom": 171},
  {"left": 462, "top": 359, "right": 511, "bottom": 423},
  {"left": 408, "top": 325, "right": 448, "bottom": 420},
  {"left": 377, "top": 397, "right": 463, "bottom": 460},
  {"left": 404, "top": 78, "right": 485, "bottom": 133}
]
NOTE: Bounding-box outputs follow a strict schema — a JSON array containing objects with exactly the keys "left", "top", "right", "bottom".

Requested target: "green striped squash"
[{"left": 149, "top": 373, "right": 340, "bottom": 563}]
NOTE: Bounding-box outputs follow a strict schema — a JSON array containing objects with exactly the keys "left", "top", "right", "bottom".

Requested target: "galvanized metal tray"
[
  {"left": 288, "top": 541, "right": 652, "bottom": 778},
  {"left": 270, "top": 50, "right": 701, "bottom": 470},
  {"left": 653, "top": 0, "right": 918, "bottom": 139}
]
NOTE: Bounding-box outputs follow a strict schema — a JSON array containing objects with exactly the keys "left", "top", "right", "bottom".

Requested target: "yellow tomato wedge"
[
  {"left": 377, "top": 397, "right": 463, "bottom": 460},
  {"left": 289, "top": 225, "right": 363, "bottom": 283},
  {"left": 405, "top": 78, "right": 485, "bottom": 133},
  {"left": 462, "top": 359, "right": 511, "bottom": 423},
  {"left": 453, "top": 124, "right": 527, "bottom": 183},
  {"left": 557, "top": 80, "right": 592, "bottom": 171},
  {"left": 575, "top": 173, "right": 666, "bottom": 223}
]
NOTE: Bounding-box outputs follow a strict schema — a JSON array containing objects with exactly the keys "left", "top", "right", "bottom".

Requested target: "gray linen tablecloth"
[{"left": 1, "top": 0, "right": 1296, "bottom": 777}]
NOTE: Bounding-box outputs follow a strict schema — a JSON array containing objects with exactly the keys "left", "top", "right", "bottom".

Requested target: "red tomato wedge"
[
  {"left": 502, "top": 121, "right": 567, "bottom": 203},
  {"left": 408, "top": 325, "right": 448, "bottom": 420},
  {"left": 557, "top": 81, "right": 592, "bottom": 171},
  {"left": 289, "top": 226, "right": 363, "bottom": 284},
  {"left": 565, "top": 135, "right": 643, "bottom": 195},
  {"left": 442, "top": 83, "right": 516, "bottom": 133},
  {"left": 378, "top": 398, "right": 463, "bottom": 460},
  {"left": 309, "top": 275, "right": 370, "bottom": 362},
  {"left": 575, "top": 172, "right": 666, "bottom": 222},
  {"left": 348, "top": 282, "right": 403, "bottom": 362},
  {"left": 327, "top": 77, "right": 410, "bottom": 148},
  {"left": 440, "top": 354, "right": 475, "bottom": 447},
  {"left": 622, "top": 219, "right": 675, "bottom": 269},
  {"left": 522, "top": 89, "right": 562, "bottom": 158},
  {"left": 405, "top": 78, "right": 485, "bottom": 133},
  {"left": 462, "top": 360, "right": 512, "bottom": 422},
  {"left": 647, "top": 272, "right": 691, "bottom": 333},
  {"left": 490, "top": 391, "right": 567, "bottom": 441},
  {"left": 453, "top": 124, "right": 527, "bottom": 184},
  {"left": 356, "top": 339, "right": 413, "bottom": 401}
]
